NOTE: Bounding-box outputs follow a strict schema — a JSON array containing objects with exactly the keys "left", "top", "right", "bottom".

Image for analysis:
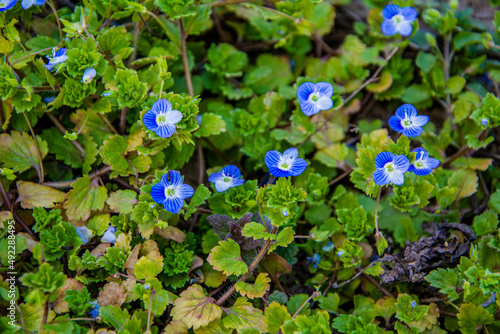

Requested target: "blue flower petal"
[
  {"left": 265, "top": 150, "right": 282, "bottom": 168},
  {"left": 373, "top": 169, "right": 390, "bottom": 186},
  {"left": 393, "top": 155, "right": 410, "bottom": 172},
  {"left": 412, "top": 115, "right": 430, "bottom": 127},
  {"left": 232, "top": 179, "right": 245, "bottom": 187},
  {"left": 401, "top": 7, "right": 418, "bottom": 22},
  {"left": 375, "top": 152, "right": 395, "bottom": 168},
  {"left": 34, "top": 0, "right": 45, "bottom": 5},
  {"left": 398, "top": 21, "right": 413, "bottom": 37},
  {"left": 381, "top": 20, "right": 398, "bottom": 36},
  {"left": 403, "top": 126, "right": 423, "bottom": 137},
  {"left": 396, "top": 104, "right": 417, "bottom": 119},
  {"left": 316, "top": 96, "right": 333, "bottom": 111},
  {"left": 214, "top": 180, "right": 232, "bottom": 192},
  {"left": 162, "top": 170, "right": 183, "bottom": 186},
  {"left": 165, "top": 109, "right": 183, "bottom": 125},
  {"left": 152, "top": 99, "right": 172, "bottom": 113},
  {"left": 222, "top": 165, "right": 241, "bottom": 178},
  {"left": 150, "top": 183, "right": 166, "bottom": 204},
  {"left": 412, "top": 147, "right": 429, "bottom": 160},
  {"left": 177, "top": 184, "right": 194, "bottom": 200},
  {"left": 101, "top": 227, "right": 117, "bottom": 244},
  {"left": 269, "top": 166, "right": 292, "bottom": 178},
  {"left": 54, "top": 48, "right": 67, "bottom": 58},
  {"left": 290, "top": 158, "right": 307, "bottom": 176},
  {"left": 426, "top": 158, "right": 441, "bottom": 169},
  {"left": 155, "top": 123, "right": 176, "bottom": 138},
  {"left": 89, "top": 308, "right": 100, "bottom": 319},
  {"left": 143, "top": 111, "right": 158, "bottom": 131},
  {"left": 300, "top": 101, "right": 319, "bottom": 116},
  {"left": 0, "top": 0, "right": 17, "bottom": 11},
  {"left": 382, "top": 4, "right": 402, "bottom": 20},
  {"left": 21, "top": 0, "right": 33, "bottom": 9},
  {"left": 208, "top": 171, "right": 223, "bottom": 184},
  {"left": 388, "top": 115, "right": 404, "bottom": 132},
  {"left": 388, "top": 171, "right": 405, "bottom": 185},
  {"left": 315, "top": 82, "right": 333, "bottom": 97},
  {"left": 164, "top": 197, "right": 183, "bottom": 214},
  {"left": 297, "top": 82, "right": 316, "bottom": 103},
  {"left": 283, "top": 147, "right": 299, "bottom": 160},
  {"left": 413, "top": 167, "right": 433, "bottom": 176}
]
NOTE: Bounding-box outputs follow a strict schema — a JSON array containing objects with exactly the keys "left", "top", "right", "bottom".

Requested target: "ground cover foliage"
[{"left": 2, "top": 0, "right": 500, "bottom": 333}]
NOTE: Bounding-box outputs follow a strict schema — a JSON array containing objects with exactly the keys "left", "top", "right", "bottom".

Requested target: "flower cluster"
[{"left": 374, "top": 104, "right": 440, "bottom": 186}]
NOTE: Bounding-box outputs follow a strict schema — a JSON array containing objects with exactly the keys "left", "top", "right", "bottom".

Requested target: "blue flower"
[
  {"left": 322, "top": 241, "right": 335, "bottom": 252},
  {"left": 88, "top": 301, "right": 100, "bottom": 319},
  {"left": 281, "top": 208, "right": 289, "bottom": 217},
  {"left": 481, "top": 118, "right": 489, "bottom": 127},
  {"left": 142, "top": 99, "right": 183, "bottom": 138},
  {"left": 373, "top": 152, "right": 410, "bottom": 186},
  {"left": 265, "top": 148, "right": 307, "bottom": 178},
  {"left": 101, "top": 226, "right": 117, "bottom": 244},
  {"left": 408, "top": 148, "right": 440, "bottom": 176},
  {"left": 75, "top": 226, "right": 94, "bottom": 244},
  {"left": 0, "top": 0, "right": 17, "bottom": 11},
  {"left": 208, "top": 165, "right": 245, "bottom": 192},
  {"left": 45, "top": 48, "right": 68, "bottom": 71},
  {"left": 82, "top": 68, "right": 96, "bottom": 84},
  {"left": 143, "top": 283, "right": 151, "bottom": 290},
  {"left": 151, "top": 170, "right": 194, "bottom": 214},
  {"left": 410, "top": 301, "right": 417, "bottom": 308},
  {"left": 306, "top": 253, "right": 321, "bottom": 268},
  {"left": 296, "top": 82, "right": 334, "bottom": 116},
  {"left": 337, "top": 250, "right": 345, "bottom": 258},
  {"left": 388, "top": 104, "right": 429, "bottom": 137},
  {"left": 381, "top": 5, "right": 417, "bottom": 37},
  {"left": 21, "top": 0, "right": 44, "bottom": 9}
]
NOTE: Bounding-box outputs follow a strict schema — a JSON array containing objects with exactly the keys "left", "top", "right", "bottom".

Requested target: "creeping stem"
[
  {"left": 374, "top": 186, "right": 382, "bottom": 236},
  {"left": 23, "top": 112, "right": 44, "bottom": 183}
]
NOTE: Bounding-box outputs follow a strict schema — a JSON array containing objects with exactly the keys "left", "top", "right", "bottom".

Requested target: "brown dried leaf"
[
  {"left": 97, "top": 282, "right": 126, "bottom": 307},
  {"left": 154, "top": 225, "right": 186, "bottom": 243},
  {"left": 53, "top": 279, "right": 84, "bottom": 314},
  {"left": 90, "top": 243, "right": 111, "bottom": 258},
  {"left": 124, "top": 244, "right": 142, "bottom": 278}
]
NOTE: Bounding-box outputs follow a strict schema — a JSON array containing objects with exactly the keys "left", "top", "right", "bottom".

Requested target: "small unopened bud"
[{"left": 481, "top": 118, "right": 489, "bottom": 127}]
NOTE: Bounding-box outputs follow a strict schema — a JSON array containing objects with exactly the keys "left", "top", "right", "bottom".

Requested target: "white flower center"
[
  {"left": 415, "top": 161, "right": 424, "bottom": 168},
  {"left": 309, "top": 92, "right": 320, "bottom": 103},
  {"left": 402, "top": 111, "right": 413, "bottom": 127},
  {"left": 392, "top": 14, "right": 404, "bottom": 24},
  {"left": 279, "top": 156, "right": 294, "bottom": 171},
  {"left": 156, "top": 114, "right": 168, "bottom": 126},
  {"left": 384, "top": 162, "right": 395, "bottom": 173},
  {"left": 164, "top": 186, "right": 176, "bottom": 198}
]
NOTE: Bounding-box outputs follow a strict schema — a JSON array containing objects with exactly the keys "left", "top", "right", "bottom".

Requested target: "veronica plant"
[
  {"left": 381, "top": 4, "right": 418, "bottom": 37},
  {"left": 296, "top": 82, "right": 334, "bottom": 116},
  {"left": 208, "top": 165, "right": 245, "bottom": 192},
  {"left": 388, "top": 104, "right": 429, "bottom": 137},
  {"left": 151, "top": 170, "right": 194, "bottom": 214},
  {"left": 265, "top": 148, "right": 307, "bottom": 178},
  {"left": 142, "top": 99, "right": 183, "bottom": 138}
]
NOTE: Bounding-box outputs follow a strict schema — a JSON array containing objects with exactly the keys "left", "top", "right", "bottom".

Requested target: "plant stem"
[
  {"left": 97, "top": 112, "right": 119, "bottom": 135},
  {"left": 442, "top": 129, "right": 488, "bottom": 168},
  {"left": 10, "top": 47, "right": 54, "bottom": 66},
  {"left": 211, "top": 0, "right": 249, "bottom": 7},
  {"left": 292, "top": 291, "right": 319, "bottom": 318},
  {"left": 23, "top": 112, "right": 44, "bottom": 183},
  {"left": 146, "top": 290, "right": 153, "bottom": 333},
  {"left": 374, "top": 186, "right": 382, "bottom": 236},
  {"left": 216, "top": 226, "right": 278, "bottom": 306},
  {"left": 46, "top": 112, "right": 85, "bottom": 156},
  {"left": 43, "top": 165, "right": 112, "bottom": 188},
  {"left": 180, "top": 20, "right": 194, "bottom": 97},
  {"left": 47, "top": 1, "right": 64, "bottom": 42},
  {"left": 146, "top": 11, "right": 181, "bottom": 47}
]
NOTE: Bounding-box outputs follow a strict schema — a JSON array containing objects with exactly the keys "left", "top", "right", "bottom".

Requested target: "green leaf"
[
  {"left": 448, "top": 169, "right": 478, "bottom": 200},
  {"left": 207, "top": 239, "right": 248, "bottom": 276},
  {"left": 16, "top": 181, "right": 65, "bottom": 209},
  {"left": 336, "top": 206, "right": 374, "bottom": 241},
  {"left": 63, "top": 175, "right": 108, "bottom": 221},
  {"left": 241, "top": 222, "right": 277, "bottom": 241},
  {"left": 425, "top": 268, "right": 460, "bottom": 301},
  {"left": 171, "top": 284, "right": 222, "bottom": 330},
  {"left": 470, "top": 93, "right": 500, "bottom": 127},
  {"left": 317, "top": 293, "right": 340, "bottom": 314},
  {"left": 396, "top": 294, "right": 428, "bottom": 326},
  {"left": 445, "top": 76, "right": 466, "bottom": 94},
  {"left": 87, "top": 214, "right": 110, "bottom": 236},
  {"left": 416, "top": 52, "right": 437, "bottom": 73},
  {"left": 401, "top": 84, "right": 432, "bottom": 105},
  {"left": 235, "top": 273, "right": 271, "bottom": 299},
  {"left": 99, "top": 134, "right": 151, "bottom": 178},
  {"left": 457, "top": 303, "right": 494, "bottom": 334},
  {"left": 0, "top": 131, "right": 48, "bottom": 174},
  {"left": 184, "top": 184, "right": 211, "bottom": 219},
  {"left": 472, "top": 210, "right": 499, "bottom": 237},
  {"left": 195, "top": 113, "right": 227, "bottom": 138},
  {"left": 223, "top": 297, "right": 266, "bottom": 333},
  {"left": 265, "top": 302, "right": 291, "bottom": 333},
  {"left": 20, "top": 262, "right": 66, "bottom": 293},
  {"left": 436, "top": 187, "right": 459, "bottom": 211},
  {"left": 107, "top": 190, "right": 138, "bottom": 215},
  {"left": 453, "top": 32, "right": 484, "bottom": 50},
  {"left": 268, "top": 226, "right": 294, "bottom": 253}
]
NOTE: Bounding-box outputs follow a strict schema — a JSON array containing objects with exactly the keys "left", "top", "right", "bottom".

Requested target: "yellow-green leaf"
[
  {"left": 16, "top": 181, "right": 65, "bottom": 209},
  {"left": 235, "top": 273, "right": 271, "bottom": 299},
  {"left": 207, "top": 239, "right": 248, "bottom": 276}
]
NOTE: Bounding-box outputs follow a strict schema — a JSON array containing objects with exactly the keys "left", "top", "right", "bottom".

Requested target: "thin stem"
[
  {"left": 43, "top": 165, "right": 112, "bottom": 188},
  {"left": 196, "top": 207, "right": 212, "bottom": 215},
  {"left": 46, "top": 112, "right": 85, "bottom": 156},
  {"left": 119, "top": 107, "right": 128, "bottom": 134},
  {"left": 10, "top": 47, "right": 53, "bottom": 66},
  {"left": 0, "top": 181, "right": 38, "bottom": 240},
  {"left": 180, "top": 20, "right": 194, "bottom": 97},
  {"left": 146, "top": 290, "right": 153, "bottom": 332},
  {"left": 216, "top": 226, "right": 278, "bottom": 306},
  {"left": 330, "top": 261, "right": 378, "bottom": 290},
  {"left": 413, "top": 175, "right": 418, "bottom": 187},
  {"left": 23, "top": 112, "right": 44, "bottom": 183},
  {"left": 47, "top": 317, "right": 97, "bottom": 324},
  {"left": 47, "top": 0, "right": 64, "bottom": 43},
  {"left": 292, "top": 291, "right": 319, "bottom": 318},
  {"left": 361, "top": 273, "right": 395, "bottom": 298},
  {"left": 97, "top": 112, "right": 119, "bottom": 135},
  {"left": 197, "top": 139, "right": 205, "bottom": 185},
  {"left": 146, "top": 11, "right": 181, "bottom": 47},
  {"left": 258, "top": 203, "right": 269, "bottom": 233},
  {"left": 328, "top": 168, "right": 352, "bottom": 186},
  {"left": 211, "top": 0, "right": 249, "bottom": 7},
  {"left": 442, "top": 130, "right": 488, "bottom": 168},
  {"left": 374, "top": 186, "right": 382, "bottom": 235}
]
